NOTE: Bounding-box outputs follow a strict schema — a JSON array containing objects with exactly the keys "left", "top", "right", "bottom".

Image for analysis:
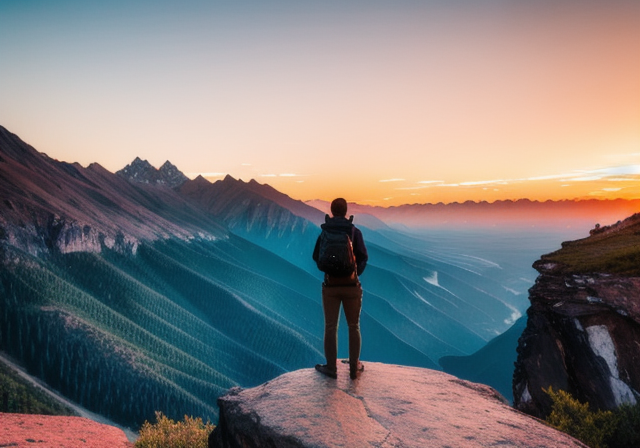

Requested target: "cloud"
[
  {"left": 527, "top": 173, "right": 569, "bottom": 181},
  {"left": 260, "top": 173, "right": 307, "bottom": 178},
  {"left": 563, "top": 166, "right": 639, "bottom": 183},
  {"left": 602, "top": 165, "right": 640, "bottom": 175},
  {"left": 396, "top": 180, "right": 445, "bottom": 190},
  {"left": 381, "top": 164, "right": 638, "bottom": 200},
  {"left": 460, "top": 179, "right": 508, "bottom": 186},
  {"left": 524, "top": 165, "right": 639, "bottom": 184},
  {"left": 571, "top": 176, "right": 603, "bottom": 182},
  {"left": 396, "top": 185, "right": 432, "bottom": 190}
]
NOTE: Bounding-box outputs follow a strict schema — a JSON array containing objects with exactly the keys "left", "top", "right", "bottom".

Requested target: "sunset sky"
[{"left": 1, "top": 0, "right": 638, "bottom": 206}]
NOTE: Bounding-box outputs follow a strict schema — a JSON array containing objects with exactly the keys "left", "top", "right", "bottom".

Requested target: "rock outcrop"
[
  {"left": 210, "top": 362, "right": 586, "bottom": 448},
  {"left": 0, "top": 413, "right": 133, "bottom": 448},
  {"left": 513, "top": 214, "right": 640, "bottom": 418}
]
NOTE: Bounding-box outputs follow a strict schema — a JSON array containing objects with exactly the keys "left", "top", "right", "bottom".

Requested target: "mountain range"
[{"left": 1, "top": 124, "right": 638, "bottom": 429}]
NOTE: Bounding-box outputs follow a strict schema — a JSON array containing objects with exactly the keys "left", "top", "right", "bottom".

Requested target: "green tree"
[
  {"left": 544, "top": 387, "right": 616, "bottom": 448},
  {"left": 607, "top": 403, "right": 640, "bottom": 448}
]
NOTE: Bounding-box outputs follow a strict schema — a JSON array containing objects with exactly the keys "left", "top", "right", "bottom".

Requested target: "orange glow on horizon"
[
  {"left": 204, "top": 168, "right": 640, "bottom": 207},
  {"left": 2, "top": 1, "right": 638, "bottom": 209}
]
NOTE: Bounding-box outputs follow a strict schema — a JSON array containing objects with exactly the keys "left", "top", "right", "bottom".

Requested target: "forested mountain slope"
[{"left": 2, "top": 124, "right": 636, "bottom": 429}]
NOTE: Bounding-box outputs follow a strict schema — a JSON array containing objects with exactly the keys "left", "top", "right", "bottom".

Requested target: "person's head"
[{"left": 330, "top": 198, "right": 348, "bottom": 218}]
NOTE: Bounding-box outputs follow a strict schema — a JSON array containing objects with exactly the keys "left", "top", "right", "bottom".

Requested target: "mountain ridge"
[
  {"left": 0, "top": 125, "right": 451, "bottom": 427},
  {"left": 117, "top": 157, "right": 188, "bottom": 188},
  {"left": 2, "top": 123, "right": 638, "bottom": 432},
  {"left": 307, "top": 197, "right": 640, "bottom": 230},
  {"left": 0, "top": 125, "right": 232, "bottom": 256}
]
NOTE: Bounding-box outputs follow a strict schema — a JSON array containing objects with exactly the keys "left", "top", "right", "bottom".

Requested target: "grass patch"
[{"left": 541, "top": 214, "right": 640, "bottom": 276}]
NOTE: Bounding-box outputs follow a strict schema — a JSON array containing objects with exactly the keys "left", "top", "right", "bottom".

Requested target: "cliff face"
[
  {"left": 210, "top": 362, "right": 586, "bottom": 448},
  {"left": 513, "top": 214, "right": 640, "bottom": 418}
]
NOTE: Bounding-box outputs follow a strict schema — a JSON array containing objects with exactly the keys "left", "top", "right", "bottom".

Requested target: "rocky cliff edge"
[
  {"left": 210, "top": 362, "right": 586, "bottom": 448},
  {"left": 513, "top": 213, "right": 640, "bottom": 418}
]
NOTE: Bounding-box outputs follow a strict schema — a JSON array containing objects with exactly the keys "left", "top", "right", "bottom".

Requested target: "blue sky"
[{"left": 1, "top": 0, "right": 639, "bottom": 205}]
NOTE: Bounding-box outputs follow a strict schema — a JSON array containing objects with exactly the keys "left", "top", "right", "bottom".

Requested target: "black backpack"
[{"left": 316, "top": 224, "right": 357, "bottom": 277}]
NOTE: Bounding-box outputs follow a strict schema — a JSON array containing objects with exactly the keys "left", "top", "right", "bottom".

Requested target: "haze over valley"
[{"left": 1, "top": 125, "right": 638, "bottom": 430}]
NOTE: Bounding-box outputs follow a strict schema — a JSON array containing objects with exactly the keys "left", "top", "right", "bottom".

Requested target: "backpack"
[{"left": 316, "top": 226, "right": 357, "bottom": 277}]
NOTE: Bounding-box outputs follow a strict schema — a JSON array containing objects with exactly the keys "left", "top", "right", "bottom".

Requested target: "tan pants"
[{"left": 321, "top": 283, "right": 363, "bottom": 370}]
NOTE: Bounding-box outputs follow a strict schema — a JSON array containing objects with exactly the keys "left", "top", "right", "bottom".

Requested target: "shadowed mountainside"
[
  {"left": 0, "top": 125, "right": 492, "bottom": 427},
  {"left": 1, "top": 124, "right": 637, "bottom": 430}
]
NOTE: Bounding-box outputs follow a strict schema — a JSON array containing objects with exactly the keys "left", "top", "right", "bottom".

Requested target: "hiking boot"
[
  {"left": 350, "top": 361, "right": 364, "bottom": 380},
  {"left": 315, "top": 364, "right": 337, "bottom": 379}
]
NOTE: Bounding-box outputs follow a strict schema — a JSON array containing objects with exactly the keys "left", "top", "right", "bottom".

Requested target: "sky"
[{"left": 1, "top": 0, "right": 639, "bottom": 206}]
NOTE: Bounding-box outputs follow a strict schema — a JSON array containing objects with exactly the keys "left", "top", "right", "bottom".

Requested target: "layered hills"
[
  {"left": 1, "top": 124, "right": 637, "bottom": 429},
  {"left": 308, "top": 197, "right": 640, "bottom": 231}
]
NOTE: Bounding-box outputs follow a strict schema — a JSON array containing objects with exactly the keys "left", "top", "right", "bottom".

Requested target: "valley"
[{"left": 1, "top": 124, "right": 637, "bottom": 429}]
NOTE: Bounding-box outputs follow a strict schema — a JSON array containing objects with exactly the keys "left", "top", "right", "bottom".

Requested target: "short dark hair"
[{"left": 330, "top": 198, "right": 348, "bottom": 217}]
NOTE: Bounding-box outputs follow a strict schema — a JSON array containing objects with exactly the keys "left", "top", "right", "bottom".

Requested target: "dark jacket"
[{"left": 312, "top": 215, "right": 368, "bottom": 282}]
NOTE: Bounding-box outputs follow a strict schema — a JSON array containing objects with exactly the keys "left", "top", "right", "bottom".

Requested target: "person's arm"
[
  {"left": 353, "top": 227, "right": 368, "bottom": 276},
  {"left": 312, "top": 235, "right": 321, "bottom": 263}
]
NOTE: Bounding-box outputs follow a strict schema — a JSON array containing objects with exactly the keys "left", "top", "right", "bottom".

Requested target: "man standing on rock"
[{"left": 312, "top": 198, "right": 368, "bottom": 380}]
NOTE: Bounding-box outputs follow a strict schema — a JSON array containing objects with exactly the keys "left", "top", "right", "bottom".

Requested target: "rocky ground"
[
  {"left": 0, "top": 413, "right": 133, "bottom": 448},
  {"left": 210, "top": 361, "right": 587, "bottom": 448}
]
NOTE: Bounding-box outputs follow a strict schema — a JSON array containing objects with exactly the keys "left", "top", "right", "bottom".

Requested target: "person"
[{"left": 312, "top": 198, "right": 368, "bottom": 379}]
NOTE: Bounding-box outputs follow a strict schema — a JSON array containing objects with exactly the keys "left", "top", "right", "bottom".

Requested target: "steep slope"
[
  {"left": 179, "top": 175, "right": 534, "bottom": 361},
  {"left": 0, "top": 354, "right": 76, "bottom": 416},
  {"left": 440, "top": 316, "right": 527, "bottom": 402},
  {"left": 179, "top": 175, "right": 323, "bottom": 272},
  {"left": 0, "top": 126, "right": 439, "bottom": 428},
  {"left": 5, "top": 123, "right": 630, "bottom": 431},
  {"left": 0, "top": 126, "right": 227, "bottom": 255},
  {"left": 513, "top": 213, "right": 640, "bottom": 418},
  {"left": 0, "top": 127, "right": 324, "bottom": 426}
]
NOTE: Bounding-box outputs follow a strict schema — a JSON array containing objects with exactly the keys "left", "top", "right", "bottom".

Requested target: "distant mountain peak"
[
  {"left": 192, "top": 174, "right": 210, "bottom": 184},
  {"left": 159, "top": 160, "right": 178, "bottom": 172},
  {"left": 117, "top": 158, "right": 188, "bottom": 188},
  {"left": 158, "top": 160, "right": 188, "bottom": 186}
]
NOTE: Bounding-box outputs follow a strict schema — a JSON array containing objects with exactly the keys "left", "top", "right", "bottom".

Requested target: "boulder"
[{"left": 210, "top": 362, "right": 586, "bottom": 448}]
